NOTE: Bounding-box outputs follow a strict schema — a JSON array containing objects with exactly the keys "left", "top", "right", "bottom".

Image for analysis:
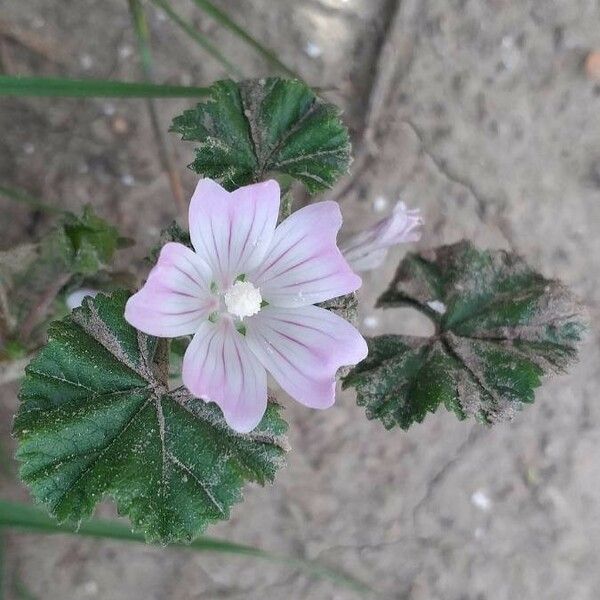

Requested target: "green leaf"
[
  {"left": 58, "top": 206, "right": 123, "bottom": 275},
  {"left": 0, "top": 75, "right": 209, "bottom": 98},
  {"left": 0, "top": 207, "right": 122, "bottom": 348},
  {"left": 148, "top": 221, "right": 192, "bottom": 264},
  {"left": 344, "top": 241, "right": 586, "bottom": 429},
  {"left": 171, "top": 78, "right": 351, "bottom": 194},
  {"left": 14, "top": 291, "right": 288, "bottom": 544}
]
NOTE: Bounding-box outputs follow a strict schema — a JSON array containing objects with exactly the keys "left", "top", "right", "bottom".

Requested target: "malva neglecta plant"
[
  {"left": 0, "top": 9, "right": 587, "bottom": 592},
  {"left": 5, "top": 76, "right": 586, "bottom": 545}
]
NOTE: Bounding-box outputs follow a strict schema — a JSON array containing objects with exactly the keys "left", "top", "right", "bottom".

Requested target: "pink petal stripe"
[
  {"left": 188, "top": 178, "right": 280, "bottom": 288},
  {"left": 341, "top": 201, "right": 423, "bottom": 272},
  {"left": 182, "top": 318, "right": 268, "bottom": 433},
  {"left": 125, "top": 243, "right": 216, "bottom": 337},
  {"left": 245, "top": 304, "right": 368, "bottom": 409},
  {"left": 251, "top": 201, "right": 362, "bottom": 307}
]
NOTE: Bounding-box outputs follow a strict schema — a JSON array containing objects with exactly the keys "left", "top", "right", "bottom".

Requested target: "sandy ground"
[{"left": 1, "top": 0, "right": 600, "bottom": 598}]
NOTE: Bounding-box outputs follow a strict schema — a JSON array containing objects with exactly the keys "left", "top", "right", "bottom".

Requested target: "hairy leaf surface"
[
  {"left": 0, "top": 207, "right": 123, "bottom": 350},
  {"left": 14, "top": 291, "right": 288, "bottom": 543},
  {"left": 171, "top": 78, "right": 351, "bottom": 193},
  {"left": 344, "top": 241, "right": 586, "bottom": 429}
]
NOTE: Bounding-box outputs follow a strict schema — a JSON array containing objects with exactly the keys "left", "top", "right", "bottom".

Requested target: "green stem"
[
  {"left": 0, "top": 75, "right": 208, "bottom": 98},
  {"left": 148, "top": 0, "right": 243, "bottom": 78},
  {"left": 0, "top": 530, "right": 4, "bottom": 600},
  {"left": 128, "top": 0, "right": 154, "bottom": 77},
  {"left": 189, "top": 0, "right": 300, "bottom": 79},
  {"left": 0, "top": 185, "right": 64, "bottom": 214},
  {"left": 0, "top": 500, "right": 375, "bottom": 596},
  {"left": 127, "top": 0, "right": 187, "bottom": 216}
]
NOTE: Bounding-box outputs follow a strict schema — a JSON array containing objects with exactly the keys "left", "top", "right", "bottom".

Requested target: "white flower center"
[{"left": 224, "top": 280, "right": 262, "bottom": 319}]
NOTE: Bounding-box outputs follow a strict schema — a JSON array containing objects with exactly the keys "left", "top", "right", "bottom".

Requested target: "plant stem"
[
  {"left": 18, "top": 273, "right": 71, "bottom": 343},
  {"left": 148, "top": 0, "right": 243, "bottom": 78},
  {"left": 189, "top": 0, "right": 300, "bottom": 80},
  {"left": 0, "top": 531, "right": 4, "bottom": 600},
  {"left": 0, "top": 75, "right": 209, "bottom": 98},
  {"left": 0, "top": 499, "right": 375, "bottom": 596},
  {"left": 128, "top": 0, "right": 187, "bottom": 217},
  {"left": 0, "top": 185, "right": 64, "bottom": 214}
]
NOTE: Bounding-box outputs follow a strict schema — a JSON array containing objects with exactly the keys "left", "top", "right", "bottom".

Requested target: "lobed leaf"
[
  {"left": 57, "top": 206, "right": 124, "bottom": 275},
  {"left": 0, "top": 207, "right": 123, "bottom": 350},
  {"left": 14, "top": 291, "right": 288, "bottom": 544},
  {"left": 344, "top": 241, "right": 586, "bottom": 429},
  {"left": 171, "top": 78, "right": 351, "bottom": 194}
]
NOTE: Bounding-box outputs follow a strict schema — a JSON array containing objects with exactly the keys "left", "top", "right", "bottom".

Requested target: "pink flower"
[
  {"left": 341, "top": 201, "right": 423, "bottom": 272},
  {"left": 125, "top": 179, "right": 368, "bottom": 433}
]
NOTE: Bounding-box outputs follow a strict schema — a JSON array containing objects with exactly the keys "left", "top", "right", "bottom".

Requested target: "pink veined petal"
[
  {"left": 125, "top": 242, "right": 216, "bottom": 337},
  {"left": 182, "top": 318, "right": 268, "bottom": 433},
  {"left": 250, "top": 201, "right": 362, "bottom": 308},
  {"left": 245, "top": 304, "right": 368, "bottom": 409},
  {"left": 341, "top": 201, "right": 423, "bottom": 272},
  {"left": 188, "top": 178, "right": 280, "bottom": 288}
]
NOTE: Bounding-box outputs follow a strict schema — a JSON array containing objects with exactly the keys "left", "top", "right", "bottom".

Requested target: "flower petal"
[
  {"left": 245, "top": 304, "right": 368, "bottom": 409},
  {"left": 182, "top": 319, "right": 268, "bottom": 433},
  {"left": 250, "top": 201, "right": 362, "bottom": 307},
  {"left": 341, "top": 201, "right": 423, "bottom": 272},
  {"left": 188, "top": 178, "right": 280, "bottom": 287},
  {"left": 125, "top": 242, "right": 216, "bottom": 337}
]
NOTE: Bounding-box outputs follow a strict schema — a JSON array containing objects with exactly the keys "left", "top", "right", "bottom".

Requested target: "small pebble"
[
  {"left": 102, "top": 103, "right": 116, "bottom": 116},
  {"left": 118, "top": 44, "right": 133, "bottom": 59},
  {"left": 304, "top": 42, "right": 323, "bottom": 59},
  {"left": 426, "top": 300, "right": 447, "bottom": 315},
  {"left": 80, "top": 53, "right": 94, "bottom": 70},
  {"left": 111, "top": 116, "right": 129, "bottom": 135},
  {"left": 121, "top": 174, "right": 135, "bottom": 186},
  {"left": 471, "top": 490, "right": 492, "bottom": 512},
  {"left": 23, "top": 142, "right": 35, "bottom": 155},
  {"left": 373, "top": 196, "right": 388, "bottom": 213},
  {"left": 31, "top": 16, "right": 45, "bottom": 29},
  {"left": 363, "top": 315, "right": 379, "bottom": 329},
  {"left": 585, "top": 51, "right": 600, "bottom": 82},
  {"left": 82, "top": 580, "right": 98, "bottom": 595},
  {"left": 66, "top": 288, "right": 99, "bottom": 311}
]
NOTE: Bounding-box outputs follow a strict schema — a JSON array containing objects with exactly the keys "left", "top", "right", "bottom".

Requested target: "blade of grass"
[
  {"left": 0, "top": 185, "right": 65, "bottom": 214},
  {"left": 128, "top": 0, "right": 154, "bottom": 76},
  {"left": 0, "top": 531, "right": 4, "bottom": 600},
  {"left": 189, "top": 0, "right": 300, "bottom": 80},
  {"left": 0, "top": 500, "right": 375, "bottom": 596},
  {"left": 128, "top": 0, "right": 186, "bottom": 217},
  {"left": 148, "top": 0, "right": 242, "bottom": 78},
  {"left": 0, "top": 75, "right": 208, "bottom": 98}
]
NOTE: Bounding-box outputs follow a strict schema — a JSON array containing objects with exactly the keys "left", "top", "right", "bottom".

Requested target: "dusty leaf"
[
  {"left": 148, "top": 221, "right": 192, "bottom": 265},
  {"left": 0, "top": 207, "right": 122, "bottom": 349},
  {"left": 171, "top": 78, "right": 351, "bottom": 194},
  {"left": 343, "top": 241, "right": 586, "bottom": 429},
  {"left": 14, "top": 291, "right": 288, "bottom": 543},
  {"left": 56, "top": 206, "right": 124, "bottom": 275}
]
